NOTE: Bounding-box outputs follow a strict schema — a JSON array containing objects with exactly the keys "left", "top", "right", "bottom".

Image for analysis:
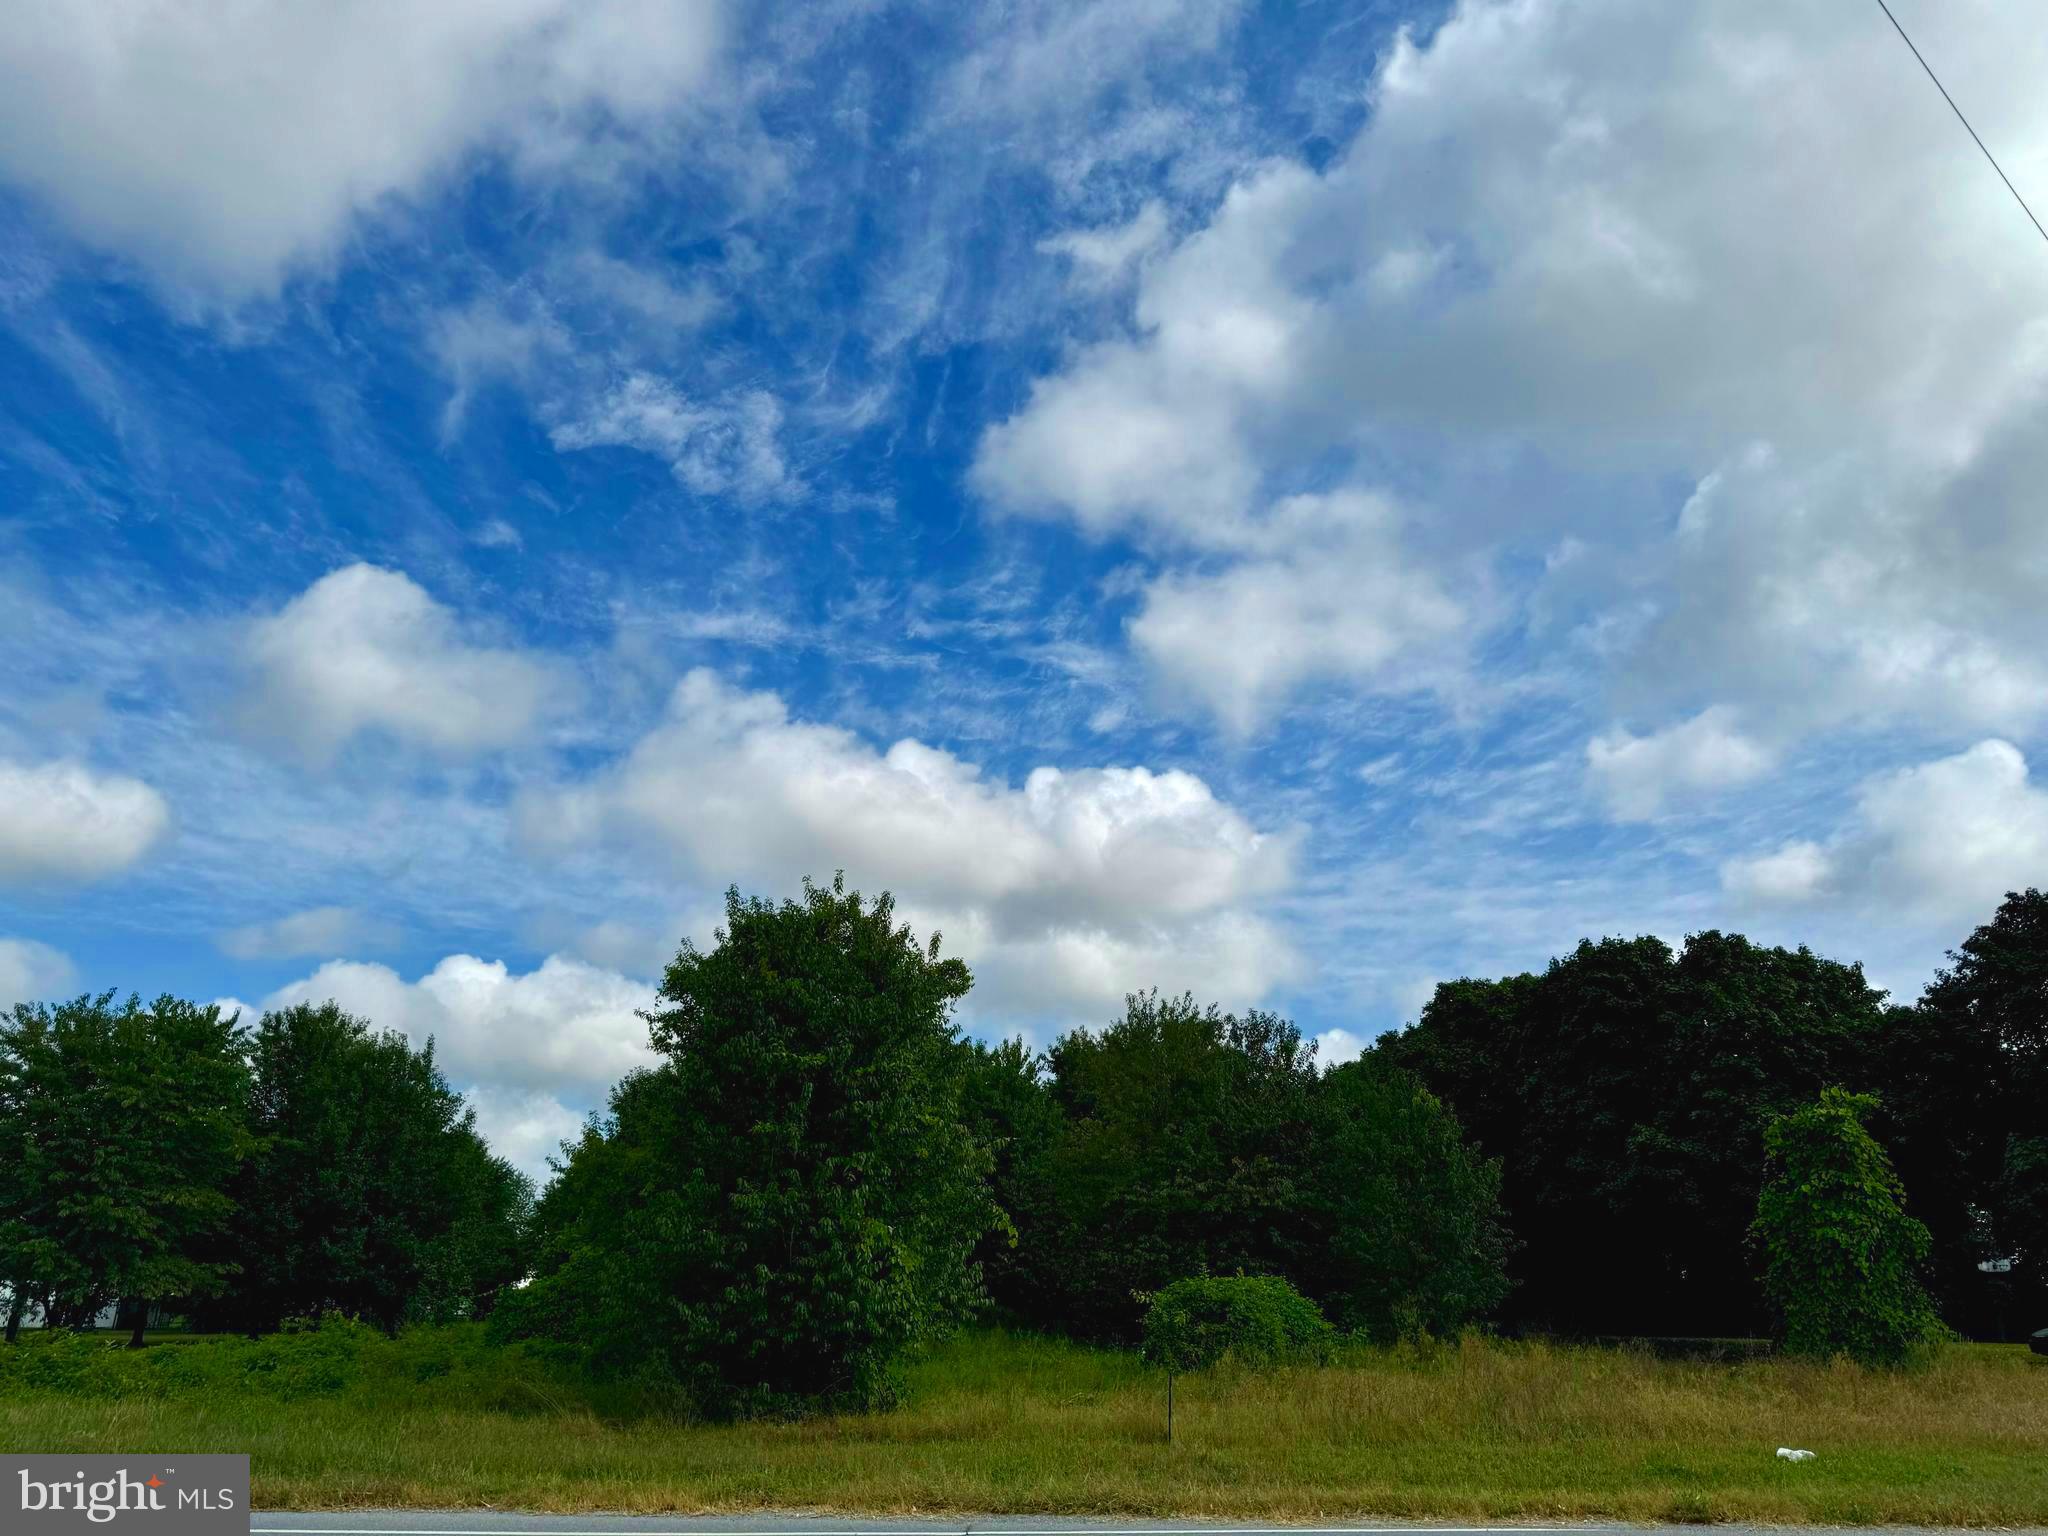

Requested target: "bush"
[
  {"left": 1141, "top": 1276, "right": 1332, "bottom": 1372},
  {"left": 0, "top": 1319, "right": 582, "bottom": 1414}
]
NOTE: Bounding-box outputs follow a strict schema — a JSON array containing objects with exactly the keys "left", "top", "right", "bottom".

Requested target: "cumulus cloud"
[
  {"left": 0, "top": 758, "right": 170, "bottom": 882},
  {"left": 218, "top": 905, "right": 397, "bottom": 961},
  {"left": 1647, "top": 444, "right": 2048, "bottom": 738},
  {"left": 0, "top": 937, "right": 76, "bottom": 1012},
  {"left": 462, "top": 1085, "right": 590, "bottom": 1181},
  {"left": 1127, "top": 490, "right": 1465, "bottom": 731},
  {"left": 0, "top": 0, "right": 723, "bottom": 305},
  {"left": 239, "top": 951, "right": 656, "bottom": 1094},
  {"left": 1723, "top": 740, "right": 2048, "bottom": 924},
  {"left": 522, "top": 667, "right": 1298, "bottom": 1023},
  {"left": 1587, "top": 706, "right": 1774, "bottom": 821},
  {"left": 974, "top": 0, "right": 2048, "bottom": 740},
  {"left": 243, "top": 564, "right": 569, "bottom": 760},
  {"left": 1312, "top": 1026, "right": 1368, "bottom": 1068}
]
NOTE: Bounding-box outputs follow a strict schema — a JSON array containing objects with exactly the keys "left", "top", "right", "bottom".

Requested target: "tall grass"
[{"left": 4, "top": 1324, "right": 2044, "bottom": 1524}]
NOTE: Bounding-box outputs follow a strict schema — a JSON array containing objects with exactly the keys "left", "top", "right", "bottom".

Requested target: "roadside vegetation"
[
  {"left": 3, "top": 877, "right": 2046, "bottom": 1521},
  {"left": 3, "top": 1324, "right": 2044, "bottom": 1524}
]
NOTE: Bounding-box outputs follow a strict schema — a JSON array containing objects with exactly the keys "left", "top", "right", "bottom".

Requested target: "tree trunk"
[
  {"left": 4, "top": 1290, "right": 23, "bottom": 1344},
  {"left": 126, "top": 1298, "right": 146, "bottom": 1349}
]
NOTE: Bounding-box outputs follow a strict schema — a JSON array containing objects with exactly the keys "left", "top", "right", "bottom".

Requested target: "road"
[{"left": 245, "top": 1519, "right": 2048, "bottom": 1536}]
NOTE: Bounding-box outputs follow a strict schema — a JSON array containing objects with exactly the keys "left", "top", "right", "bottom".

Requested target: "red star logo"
[{"left": 146, "top": 1477, "right": 163, "bottom": 1489}]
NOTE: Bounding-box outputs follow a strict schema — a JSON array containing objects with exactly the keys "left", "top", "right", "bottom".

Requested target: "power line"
[{"left": 1874, "top": 0, "right": 2048, "bottom": 248}]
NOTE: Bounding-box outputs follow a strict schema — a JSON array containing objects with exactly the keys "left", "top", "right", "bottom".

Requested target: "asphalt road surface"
[{"left": 246, "top": 1519, "right": 2048, "bottom": 1536}]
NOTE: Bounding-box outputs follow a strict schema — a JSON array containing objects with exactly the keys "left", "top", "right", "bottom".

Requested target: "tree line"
[
  {"left": 0, "top": 997, "right": 529, "bottom": 1344},
  {"left": 4, "top": 876, "right": 2042, "bottom": 1404},
  {"left": 1377, "top": 895, "right": 2047, "bottom": 1341}
]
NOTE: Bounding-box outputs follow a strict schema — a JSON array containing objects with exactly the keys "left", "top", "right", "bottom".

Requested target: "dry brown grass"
[{"left": 4, "top": 1330, "right": 2045, "bottom": 1523}]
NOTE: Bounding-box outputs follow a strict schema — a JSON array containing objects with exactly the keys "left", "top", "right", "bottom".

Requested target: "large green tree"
[
  {"left": 1299, "top": 1058, "right": 1510, "bottom": 1340},
  {"left": 0, "top": 993, "right": 249, "bottom": 1345},
  {"left": 992, "top": 994, "right": 1508, "bottom": 1343},
  {"left": 1025, "top": 991, "right": 1322, "bottom": 1338},
  {"left": 500, "top": 878, "right": 998, "bottom": 1413},
  {"left": 207, "top": 1001, "right": 529, "bottom": 1333},
  {"left": 1752, "top": 1087, "right": 1942, "bottom": 1364},
  {"left": 1379, "top": 931, "right": 1887, "bottom": 1335}
]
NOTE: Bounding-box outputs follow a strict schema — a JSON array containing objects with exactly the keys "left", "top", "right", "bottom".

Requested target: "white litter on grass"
[{"left": 1776, "top": 1447, "right": 1817, "bottom": 1461}]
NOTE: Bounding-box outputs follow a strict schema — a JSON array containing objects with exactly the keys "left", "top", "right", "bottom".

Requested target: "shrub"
[
  {"left": 0, "top": 1319, "right": 581, "bottom": 1414},
  {"left": 1141, "top": 1275, "right": 1332, "bottom": 1372}
]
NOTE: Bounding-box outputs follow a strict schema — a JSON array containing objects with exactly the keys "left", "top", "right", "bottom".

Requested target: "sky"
[{"left": 4, "top": 0, "right": 2047, "bottom": 1179}]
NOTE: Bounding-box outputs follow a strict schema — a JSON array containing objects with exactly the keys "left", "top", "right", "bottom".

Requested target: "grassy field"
[{"left": 4, "top": 1326, "right": 2046, "bottom": 1524}]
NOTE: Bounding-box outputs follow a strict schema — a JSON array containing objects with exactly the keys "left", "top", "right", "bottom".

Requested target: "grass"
[{"left": 3, "top": 1325, "right": 2045, "bottom": 1524}]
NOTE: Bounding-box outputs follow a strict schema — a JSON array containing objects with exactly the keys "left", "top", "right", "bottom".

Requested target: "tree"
[
  {"left": 499, "top": 878, "right": 998, "bottom": 1413},
  {"left": 1752, "top": 1087, "right": 1943, "bottom": 1364},
  {"left": 956, "top": 1036, "right": 1060, "bottom": 1322},
  {"left": 1892, "top": 889, "right": 2048, "bottom": 1329},
  {"left": 407, "top": 1125, "right": 533, "bottom": 1325},
  {"left": 207, "top": 1001, "right": 528, "bottom": 1333},
  {"left": 0, "top": 1002, "right": 73, "bottom": 1342},
  {"left": 0, "top": 993, "right": 249, "bottom": 1345},
  {"left": 1300, "top": 1059, "right": 1510, "bottom": 1340},
  {"left": 1028, "top": 992, "right": 1323, "bottom": 1338},
  {"left": 1378, "top": 932, "right": 1887, "bottom": 1335}
]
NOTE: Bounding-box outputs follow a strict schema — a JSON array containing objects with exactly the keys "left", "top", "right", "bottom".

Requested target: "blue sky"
[{"left": 4, "top": 0, "right": 2047, "bottom": 1174}]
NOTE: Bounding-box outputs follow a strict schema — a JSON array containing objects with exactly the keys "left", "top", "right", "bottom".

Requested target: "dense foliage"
[
  {"left": 1, "top": 994, "right": 249, "bottom": 1342},
  {"left": 0, "top": 1316, "right": 583, "bottom": 1411},
  {"left": 0, "top": 994, "right": 524, "bottom": 1343},
  {"left": 1371, "top": 895, "right": 2048, "bottom": 1339},
  {"left": 972, "top": 991, "right": 1508, "bottom": 1343},
  {"left": 497, "top": 878, "right": 999, "bottom": 1413},
  {"left": 203, "top": 1002, "right": 530, "bottom": 1333},
  {"left": 1141, "top": 1275, "right": 1332, "bottom": 1372},
  {"left": 1298, "top": 1059, "right": 1511, "bottom": 1339},
  {"left": 1753, "top": 1088, "right": 1943, "bottom": 1364},
  {"left": 1887, "top": 889, "right": 2048, "bottom": 1329},
  {"left": 1377, "top": 932, "right": 1895, "bottom": 1335},
  {"left": 11, "top": 879, "right": 2048, "bottom": 1396}
]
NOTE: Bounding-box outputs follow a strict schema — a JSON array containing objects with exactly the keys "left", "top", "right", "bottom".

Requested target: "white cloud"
[
  {"left": 243, "top": 951, "right": 656, "bottom": 1094},
  {"left": 551, "top": 375, "right": 795, "bottom": 502},
  {"left": 0, "top": 0, "right": 723, "bottom": 305},
  {"left": 462, "top": 1085, "right": 589, "bottom": 1182},
  {"left": 1722, "top": 839, "right": 1831, "bottom": 908},
  {"left": 1586, "top": 706, "right": 1774, "bottom": 821},
  {"left": 974, "top": 0, "right": 2048, "bottom": 741},
  {"left": 1127, "top": 490, "right": 1465, "bottom": 731},
  {"left": 0, "top": 938, "right": 76, "bottom": 1012},
  {"left": 218, "top": 905, "right": 397, "bottom": 961},
  {"left": 1312, "top": 1026, "right": 1368, "bottom": 1068},
  {"left": 243, "top": 564, "right": 568, "bottom": 759},
  {"left": 942, "top": 0, "right": 1245, "bottom": 129},
  {"left": 1723, "top": 740, "right": 2048, "bottom": 924},
  {"left": 1646, "top": 445, "right": 2048, "bottom": 738},
  {"left": 522, "top": 667, "right": 1298, "bottom": 1023},
  {"left": 1039, "top": 201, "right": 1169, "bottom": 290},
  {"left": 0, "top": 758, "right": 170, "bottom": 882}
]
